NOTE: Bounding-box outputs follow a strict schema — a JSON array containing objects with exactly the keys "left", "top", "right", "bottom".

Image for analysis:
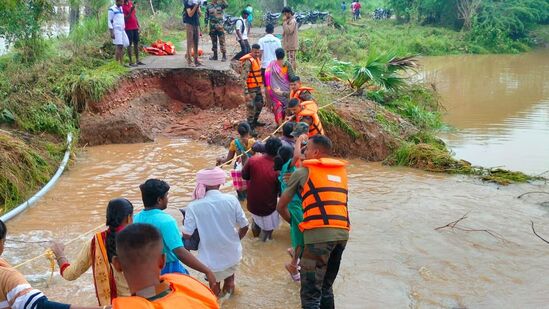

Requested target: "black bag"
[{"left": 179, "top": 208, "right": 200, "bottom": 251}]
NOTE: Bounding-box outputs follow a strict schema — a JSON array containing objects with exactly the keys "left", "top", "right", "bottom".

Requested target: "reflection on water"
[
  {"left": 5, "top": 139, "right": 549, "bottom": 308},
  {"left": 419, "top": 49, "right": 549, "bottom": 174}
]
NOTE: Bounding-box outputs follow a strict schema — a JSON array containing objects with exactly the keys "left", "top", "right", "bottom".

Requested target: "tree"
[
  {"left": 457, "top": 0, "right": 481, "bottom": 30},
  {"left": 0, "top": 0, "right": 53, "bottom": 62}
]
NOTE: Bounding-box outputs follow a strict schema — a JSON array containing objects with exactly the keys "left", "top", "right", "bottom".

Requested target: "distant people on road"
[
  {"left": 182, "top": 167, "right": 249, "bottom": 297},
  {"left": 239, "top": 44, "right": 265, "bottom": 135},
  {"left": 134, "top": 179, "right": 219, "bottom": 295},
  {"left": 277, "top": 135, "right": 350, "bottom": 309},
  {"left": 258, "top": 24, "right": 282, "bottom": 83},
  {"left": 341, "top": 1, "right": 347, "bottom": 14},
  {"left": 242, "top": 137, "right": 283, "bottom": 241},
  {"left": 111, "top": 223, "right": 220, "bottom": 308},
  {"left": 233, "top": 10, "right": 251, "bottom": 60},
  {"left": 353, "top": 0, "right": 362, "bottom": 20},
  {"left": 245, "top": 4, "right": 254, "bottom": 35},
  {"left": 50, "top": 198, "right": 134, "bottom": 306},
  {"left": 108, "top": 0, "right": 129, "bottom": 66},
  {"left": 266, "top": 48, "right": 295, "bottom": 125},
  {"left": 122, "top": 0, "right": 144, "bottom": 67},
  {"left": 281, "top": 6, "right": 298, "bottom": 70},
  {"left": 183, "top": 1, "right": 202, "bottom": 66},
  {"left": 205, "top": 0, "right": 228, "bottom": 62}
]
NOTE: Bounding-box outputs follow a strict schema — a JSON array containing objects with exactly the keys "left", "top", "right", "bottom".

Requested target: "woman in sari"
[
  {"left": 265, "top": 48, "right": 296, "bottom": 125},
  {"left": 50, "top": 198, "right": 134, "bottom": 306}
]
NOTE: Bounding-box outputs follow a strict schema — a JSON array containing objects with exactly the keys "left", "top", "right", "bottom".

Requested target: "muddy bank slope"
[{"left": 80, "top": 67, "right": 414, "bottom": 161}]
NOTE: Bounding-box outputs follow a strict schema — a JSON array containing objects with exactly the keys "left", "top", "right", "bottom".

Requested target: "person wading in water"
[
  {"left": 133, "top": 179, "right": 220, "bottom": 295},
  {"left": 51, "top": 198, "right": 134, "bottom": 306},
  {"left": 277, "top": 135, "right": 350, "bottom": 309}
]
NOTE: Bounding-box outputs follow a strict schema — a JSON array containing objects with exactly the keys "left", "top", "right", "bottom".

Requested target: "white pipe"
[{"left": 1, "top": 133, "right": 73, "bottom": 222}]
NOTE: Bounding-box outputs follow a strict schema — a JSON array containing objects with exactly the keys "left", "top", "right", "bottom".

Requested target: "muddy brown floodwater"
[
  {"left": 5, "top": 138, "right": 549, "bottom": 308},
  {"left": 420, "top": 49, "right": 549, "bottom": 175}
]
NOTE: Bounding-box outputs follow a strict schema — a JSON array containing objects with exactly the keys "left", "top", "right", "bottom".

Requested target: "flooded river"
[
  {"left": 420, "top": 49, "right": 549, "bottom": 175},
  {"left": 5, "top": 138, "right": 549, "bottom": 308}
]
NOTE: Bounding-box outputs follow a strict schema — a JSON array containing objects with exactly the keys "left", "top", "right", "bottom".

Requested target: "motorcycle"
[
  {"left": 263, "top": 12, "right": 281, "bottom": 27},
  {"left": 223, "top": 14, "right": 240, "bottom": 34},
  {"left": 373, "top": 8, "right": 392, "bottom": 20}
]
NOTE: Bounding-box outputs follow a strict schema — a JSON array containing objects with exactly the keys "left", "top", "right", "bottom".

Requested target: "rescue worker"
[
  {"left": 287, "top": 99, "right": 324, "bottom": 137},
  {"left": 274, "top": 75, "right": 315, "bottom": 104},
  {"left": 205, "top": 0, "right": 228, "bottom": 62},
  {"left": 240, "top": 44, "right": 265, "bottom": 135},
  {"left": 276, "top": 135, "right": 350, "bottom": 309},
  {"left": 289, "top": 75, "right": 315, "bottom": 103},
  {"left": 112, "top": 223, "right": 219, "bottom": 308}
]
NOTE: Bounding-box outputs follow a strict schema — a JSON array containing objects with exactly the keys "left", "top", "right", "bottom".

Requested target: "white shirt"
[
  {"left": 108, "top": 5, "right": 125, "bottom": 29},
  {"left": 258, "top": 34, "right": 282, "bottom": 69},
  {"left": 182, "top": 190, "right": 249, "bottom": 272},
  {"left": 235, "top": 18, "right": 248, "bottom": 40}
]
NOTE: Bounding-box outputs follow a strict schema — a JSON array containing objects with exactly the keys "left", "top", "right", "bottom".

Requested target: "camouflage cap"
[{"left": 291, "top": 122, "right": 310, "bottom": 137}]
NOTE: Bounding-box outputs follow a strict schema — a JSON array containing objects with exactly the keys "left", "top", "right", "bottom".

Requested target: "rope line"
[{"left": 13, "top": 90, "right": 356, "bottom": 277}]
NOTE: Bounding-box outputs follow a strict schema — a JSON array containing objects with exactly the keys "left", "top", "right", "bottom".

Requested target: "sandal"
[{"left": 136, "top": 61, "right": 145, "bottom": 65}]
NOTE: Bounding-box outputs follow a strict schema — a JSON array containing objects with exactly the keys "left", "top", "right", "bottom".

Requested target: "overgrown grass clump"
[{"left": 0, "top": 131, "right": 65, "bottom": 213}]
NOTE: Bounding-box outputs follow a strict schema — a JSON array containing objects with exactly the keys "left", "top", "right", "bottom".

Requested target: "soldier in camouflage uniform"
[{"left": 205, "top": 0, "right": 228, "bottom": 61}]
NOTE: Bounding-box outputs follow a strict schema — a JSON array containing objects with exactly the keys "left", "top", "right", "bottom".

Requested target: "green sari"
[{"left": 279, "top": 160, "right": 304, "bottom": 249}]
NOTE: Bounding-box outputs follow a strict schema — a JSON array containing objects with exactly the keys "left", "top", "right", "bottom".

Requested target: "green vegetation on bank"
[{"left": 0, "top": 2, "right": 183, "bottom": 212}]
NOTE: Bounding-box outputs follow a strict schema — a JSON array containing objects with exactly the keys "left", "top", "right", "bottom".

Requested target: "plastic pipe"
[{"left": 1, "top": 132, "right": 73, "bottom": 222}]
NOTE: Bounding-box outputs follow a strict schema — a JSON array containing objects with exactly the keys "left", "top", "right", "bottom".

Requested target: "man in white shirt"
[
  {"left": 258, "top": 23, "right": 282, "bottom": 82},
  {"left": 233, "top": 10, "right": 250, "bottom": 60},
  {"left": 108, "top": 0, "right": 129, "bottom": 65},
  {"left": 182, "top": 167, "right": 249, "bottom": 297}
]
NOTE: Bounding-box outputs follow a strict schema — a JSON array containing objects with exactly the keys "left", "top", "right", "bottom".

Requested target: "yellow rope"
[{"left": 13, "top": 89, "right": 356, "bottom": 275}]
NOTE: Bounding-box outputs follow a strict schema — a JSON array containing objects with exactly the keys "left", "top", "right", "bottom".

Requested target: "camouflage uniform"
[
  {"left": 241, "top": 59, "right": 264, "bottom": 129},
  {"left": 300, "top": 240, "right": 347, "bottom": 309},
  {"left": 205, "top": 0, "right": 227, "bottom": 59}
]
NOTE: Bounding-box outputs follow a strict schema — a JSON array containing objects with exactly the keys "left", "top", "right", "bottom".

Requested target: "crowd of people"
[{"left": 0, "top": 2, "right": 353, "bottom": 309}]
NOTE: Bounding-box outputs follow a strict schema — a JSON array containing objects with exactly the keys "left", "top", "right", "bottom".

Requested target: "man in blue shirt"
[{"left": 134, "top": 179, "right": 220, "bottom": 295}]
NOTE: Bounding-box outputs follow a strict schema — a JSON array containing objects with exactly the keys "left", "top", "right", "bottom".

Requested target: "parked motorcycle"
[
  {"left": 373, "top": 8, "right": 392, "bottom": 20},
  {"left": 263, "top": 12, "right": 281, "bottom": 27}
]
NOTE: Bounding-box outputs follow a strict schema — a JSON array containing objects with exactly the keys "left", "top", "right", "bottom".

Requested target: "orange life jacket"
[
  {"left": 290, "top": 87, "right": 314, "bottom": 102},
  {"left": 295, "top": 101, "right": 324, "bottom": 137},
  {"left": 111, "top": 274, "right": 219, "bottom": 309},
  {"left": 240, "top": 53, "right": 263, "bottom": 89},
  {"left": 144, "top": 40, "right": 176, "bottom": 56},
  {"left": 299, "top": 158, "right": 350, "bottom": 232}
]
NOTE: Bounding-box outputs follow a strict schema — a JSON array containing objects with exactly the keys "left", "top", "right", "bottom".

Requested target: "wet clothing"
[
  {"left": 280, "top": 160, "right": 304, "bottom": 249},
  {"left": 0, "top": 259, "right": 69, "bottom": 309},
  {"left": 205, "top": 1, "right": 227, "bottom": 55},
  {"left": 242, "top": 154, "right": 280, "bottom": 217},
  {"left": 122, "top": 1, "right": 139, "bottom": 30},
  {"left": 284, "top": 168, "right": 349, "bottom": 244},
  {"left": 283, "top": 160, "right": 350, "bottom": 309},
  {"left": 133, "top": 209, "right": 189, "bottom": 274},
  {"left": 300, "top": 240, "right": 347, "bottom": 309},
  {"left": 60, "top": 231, "right": 130, "bottom": 305},
  {"left": 182, "top": 190, "right": 249, "bottom": 273}
]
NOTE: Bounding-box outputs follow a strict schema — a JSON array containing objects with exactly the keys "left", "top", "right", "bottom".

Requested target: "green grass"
[{"left": 0, "top": 131, "right": 64, "bottom": 213}]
